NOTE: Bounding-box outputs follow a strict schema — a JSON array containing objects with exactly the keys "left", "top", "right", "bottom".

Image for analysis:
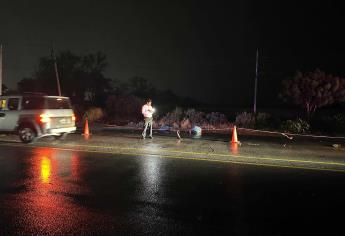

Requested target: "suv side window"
[
  {"left": 8, "top": 98, "right": 19, "bottom": 110},
  {"left": 22, "top": 97, "right": 44, "bottom": 110},
  {"left": 0, "top": 99, "right": 6, "bottom": 110}
]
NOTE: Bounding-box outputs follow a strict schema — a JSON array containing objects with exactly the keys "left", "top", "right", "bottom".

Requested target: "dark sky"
[{"left": 1, "top": 1, "right": 345, "bottom": 106}]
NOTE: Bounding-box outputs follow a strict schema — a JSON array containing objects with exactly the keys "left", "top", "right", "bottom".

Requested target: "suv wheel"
[{"left": 19, "top": 127, "right": 37, "bottom": 143}]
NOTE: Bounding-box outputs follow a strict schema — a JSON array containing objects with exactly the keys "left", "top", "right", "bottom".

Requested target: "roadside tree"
[
  {"left": 17, "top": 51, "right": 113, "bottom": 107},
  {"left": 280, "top": 69, "right": 345, "bottom": 118}
]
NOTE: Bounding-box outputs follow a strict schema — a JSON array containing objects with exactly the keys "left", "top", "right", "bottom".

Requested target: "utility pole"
[
  {"left": 0, "top": 44, "right": 3, "bottom": 96},
  {"left": 253, "top": 49, "right": 259, "bottom": 114},
  {"left": 51, "top": 44, "right": 61, "bottom": 96}
]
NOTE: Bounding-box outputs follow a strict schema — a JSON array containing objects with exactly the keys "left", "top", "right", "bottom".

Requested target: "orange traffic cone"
[
  {"left": 230, "top": 142, "right": 239, "bottom": 155},
  {"left": 231, "top": 125, "right": 239, "bottom": 144},
  {"left": 83, "top": 117, "right": 90, "bottom": 138}
]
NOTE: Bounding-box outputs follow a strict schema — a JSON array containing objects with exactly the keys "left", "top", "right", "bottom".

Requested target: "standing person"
[{"left": 141, "top": 98, "right": 155, "bottom": 139}]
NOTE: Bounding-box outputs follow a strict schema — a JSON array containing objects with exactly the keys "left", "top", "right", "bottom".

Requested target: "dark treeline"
[{"left": 8, "top": 50, "right": 200, "bottom": 118}]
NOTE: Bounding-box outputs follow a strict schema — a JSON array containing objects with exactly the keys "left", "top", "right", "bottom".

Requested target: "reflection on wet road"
[
  {"left": 0, "top": 144, "right": 345, "bottom": 235},
  {"left": 0, "top": 147, "right": 118, "bottom": 235}
]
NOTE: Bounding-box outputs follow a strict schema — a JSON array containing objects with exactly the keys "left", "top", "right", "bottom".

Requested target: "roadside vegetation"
[{"left": 2, "top": 51, "right": 345, "bottom": 136}]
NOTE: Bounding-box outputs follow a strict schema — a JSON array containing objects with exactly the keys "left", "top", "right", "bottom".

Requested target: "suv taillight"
[{"left": 40, "top": 114, "right": 51, "bottom": 123}]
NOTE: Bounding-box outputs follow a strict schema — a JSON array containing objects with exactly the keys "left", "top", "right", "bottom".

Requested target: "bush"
[
  {"left": 311, "top": 112, "right": 345, "bottom": 135},
  {"left": 333, "top": 113, "right": 345, "bottom": 132},
  {"left": 280, "top": 118, "right": 310, "bottom": 134},
  {"left": 235, "top": 112, "right": 255, "bottom": 128},
  {"left": 184, "top": 109, "right": 205, "bottom": 125},
  {"left": 158, "top": 107, "right": 182, "bottom": 127},
  {"left": 234, "top": 112, "right": 272, "bottom": 129},
  {"left": 84, "top": 107, "right": 105, "bottom": 122},
  {"left": 206, "top": 112, "right": 228, "bottom": 126},
  {"left": 255, "top": 112, "right": 271, "bottom": 129},
  {"left": 158, "top": 108, "right": 229, "bottom": 129},
  {"left": 106, "top": 94, "right": 143, "bottom": 122}
]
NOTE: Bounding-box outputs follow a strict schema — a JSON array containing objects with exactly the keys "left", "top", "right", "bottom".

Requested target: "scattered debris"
[
  {"left": 177, "top": 130, "right": 182, "bottom": 140},
  {"left": 332, "top": 144, "right": 341, "bottom": 148},
  {"left": 159, "top": 125, "right": 171, "bottom": 133},
  {"left": 191, "top": 125, "right": 202, "bottom": 136},
  {"left": 281, "top": 133, "right": 293, "bottom": 140}
]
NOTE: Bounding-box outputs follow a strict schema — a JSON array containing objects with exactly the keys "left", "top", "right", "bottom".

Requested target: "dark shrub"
[
  {"left": 84, "top": 107, "right": 105, "bottom": 122},
  {"left": 235, "top": 112, "right": 255, "bottom": 128},
  {"left": 280, "top": 118, "right": 310, "bottom": 134},
  {"left": 106, "top": 94, "right": 143, "bottom": 123}
]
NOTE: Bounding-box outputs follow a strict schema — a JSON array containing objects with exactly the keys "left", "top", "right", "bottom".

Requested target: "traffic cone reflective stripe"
[{"left": 231, "top": 125, "right": 238, "bottom": 143}]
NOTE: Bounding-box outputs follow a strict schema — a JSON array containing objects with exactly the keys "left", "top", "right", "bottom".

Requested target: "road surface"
[{"left": 0, "top": 132, "right": 345, "bottom": 235}]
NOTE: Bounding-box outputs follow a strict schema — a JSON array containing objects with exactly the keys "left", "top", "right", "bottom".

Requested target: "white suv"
[{"left": 0, "top": 94, "right": 76, "bottom": 143}]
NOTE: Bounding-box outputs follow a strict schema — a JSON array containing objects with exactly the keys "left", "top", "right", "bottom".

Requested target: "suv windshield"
[{"left": 22, "top": 97, "right": 72, "bottom": 110}]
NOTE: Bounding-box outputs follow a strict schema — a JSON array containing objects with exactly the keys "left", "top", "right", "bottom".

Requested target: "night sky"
[{"left": 1, "top": 1, "right": 345, "bottom": 106}]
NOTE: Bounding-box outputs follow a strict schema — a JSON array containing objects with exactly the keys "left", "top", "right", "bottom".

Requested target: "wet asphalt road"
[{"left": 1, "top": 143, "right": 345, "bottom": 235}]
